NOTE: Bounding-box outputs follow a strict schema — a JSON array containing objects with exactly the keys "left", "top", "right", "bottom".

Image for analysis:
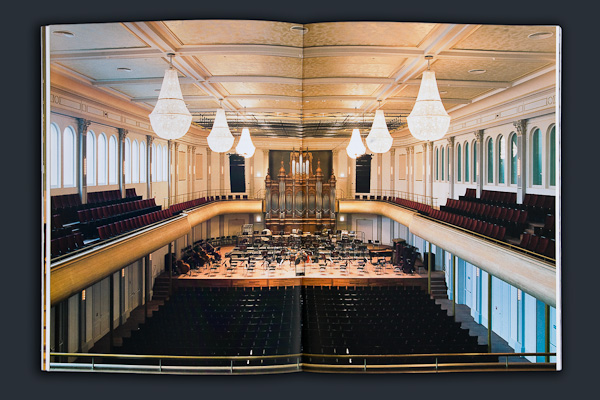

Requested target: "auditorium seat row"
[
  {"left": 97, "top": 209, "right": 174, "bottom": 240},
  {"left": 519, "top": 233, "right": 555, "bottom": 259},
  {"left": 50, "top": 232, "right": 85, "bottom": 259},
  {"left": 77, "top": 198, "right": 157, "bottom": 223},
  {"left": 429, "top": 209, "right": 507, "bottom": 241},
  {"left": 534, "top": 214, "right": 555, "bottom": 239},
  {"left": 441, "top": 198, "right": 527, "bottom": 237},
  {"left": 51, "top": 190, "right": 142, "bottom": 223},
  {"left": 77, "top": 199, "right": 161, "bottom": 238},
  {"left": 459, "top": 189, "right": 517, "bottom": 206},
  {"left": 391, "top": 197, "right": 433, "bottom": 215},
  {"left": 169, "top": 197, "right": 209, "bottom": 213}
]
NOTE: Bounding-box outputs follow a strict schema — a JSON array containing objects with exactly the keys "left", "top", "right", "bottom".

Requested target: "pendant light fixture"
[
  {"left": 407, "top": 55, "right": 450, "bottom": 141},
  {"left": 346, "top": 128, "right": 366, "bottom": 159},
  {"left": 149, "top": 53, "right": 192, "bottom": 140},
  {"left": 236, "top": 128, "right": 256, "bottom": 158},
  {"left": 207, "top": 102, "right": 234, "bottom": 153},
  {"left": 366, "top": 100, "right": 393, "bottom": 153},
  {"left": 235, "top": 108, "right": 255, "bottom": 158}
]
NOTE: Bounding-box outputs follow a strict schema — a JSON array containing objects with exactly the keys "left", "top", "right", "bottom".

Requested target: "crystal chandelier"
[
  {"left": 346, "top": 128, "right": 366, "bottom": 159},
  {"left": 366, "top": 102, "right": 393, "bottom": 153},
  {"left": 149, "top": 53, "right": 192, "bottom": 140},
  {"left": 236, "top": 127, "right": 255, "bottom": 158},
  {"left": 207, "top": 107, "right": 234, "bottom": 153},
  {"left": 407, "top": 55, "right": 450, "bottom": 141}
]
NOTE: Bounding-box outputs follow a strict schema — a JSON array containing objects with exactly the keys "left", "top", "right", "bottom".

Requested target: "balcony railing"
[
  {"left": 336, "top": 189, "right": 438, "bottom": 208},
  {"left": 48, "top": 351, "right": 556, "bottom": 374}
]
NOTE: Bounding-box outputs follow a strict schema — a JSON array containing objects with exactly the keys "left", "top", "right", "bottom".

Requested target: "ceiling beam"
[
  {"left": 92, "top": 77, "right": 196, "bottom": 86},
  {"left": 50, "top": 48, "right": 164, "bottom": 61},
  {"left": 437, "top": 49, "right": 556, "bottom": 62},
  {"left": 206, "top": 76, "right": 302, "bottom": 84}
]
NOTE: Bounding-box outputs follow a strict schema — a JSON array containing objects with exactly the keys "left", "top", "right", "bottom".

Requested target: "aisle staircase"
[{"left": 430, "top": 274, "right": 449, "bottom": 300}]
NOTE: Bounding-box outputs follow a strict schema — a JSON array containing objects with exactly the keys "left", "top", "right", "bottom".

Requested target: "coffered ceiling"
[{"left": 48, "top": 20, "right": 557, "bottom": 139}]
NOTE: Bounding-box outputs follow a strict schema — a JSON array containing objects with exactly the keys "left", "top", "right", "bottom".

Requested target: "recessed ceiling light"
[
  {"left": 468, "top": 69, "right": 486, "bottom": 74},
  {"left": 117, "top": 67, "right": 132, "bottom": 72},
  {"left": 53, "top": 30, "right": 74, "bottom": 37},
  {"left": 296, "top": 89, "right": 304, "bottom": 93},
  {"left": 439, "top": 90, "right": 448, "bottom": 94},
  {"left": 528, "top": 32, "right": 553, "bottom": 40},
  {"left": 290, "top": 26, "right": 308, "bottom": 34}
]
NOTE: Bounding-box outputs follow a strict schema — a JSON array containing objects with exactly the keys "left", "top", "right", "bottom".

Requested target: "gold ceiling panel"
[
  {"left": 163, "top": 20, "right": 304, "bottom": 47},
  {"left": 185, "top": 100, "right": 221, "bottom": 109},
  {"left": 233, "top": 99, "right": 301, "bottom": 110},
  {"left": 49, "top": 22, "right": 149, "bottom": 51},
  {"left": 431, "top": 58, "right": 553, "bottom": 82},
  {"left": 380, "top": 101, "right": 414, "bottom": 112},
  {"left": 219, "top": 82, "right": 301, "bottom": 97},
  {"left": 453, "top": 25, "right": 557, "bottom": 53},
  {"left": 395, "top": 84, "right": 491, "bottom": 99},
  {"left": 303, "top": 21, "right": 438, "bottom": 47},
  {"left": 194, "top": 55, "right": 302, "bottom": 78},
  {"left": 303, "top": 56, "right": 407, "bottom": 78},
  {"left": 180, "top": 84, "right": 208, "bottom": 96},
  {"left": 302, "top": 100, "right": 366, "bottom": 110},
  {"left": 303, "top": 84, "right": 383, "bottom": 97}
]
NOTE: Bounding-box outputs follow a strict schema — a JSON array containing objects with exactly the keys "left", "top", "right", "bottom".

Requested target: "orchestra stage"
[{"left": 172, "top": 245, "right": 439, "bottom": 291}]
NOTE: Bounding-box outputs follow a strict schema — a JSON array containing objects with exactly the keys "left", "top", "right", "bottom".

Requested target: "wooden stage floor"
[{"left": 173, "top": 246, "right": 441, "bottom": 289}]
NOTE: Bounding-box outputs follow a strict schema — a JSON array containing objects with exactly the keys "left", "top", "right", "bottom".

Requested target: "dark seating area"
[
  {"left": 301, "top": 285, "right": 495, "bottom": 365},
  {"left": 76, "top": 198, "right": 161, "bottom": 238},
  {"left": 50, "top": 232, "right": 85, "bottom": 259},
  {"left": 459, "top": 189, "right": 554, "bottom": 223},
  {"left": 97, "top": 209, "right": 173, "bottom": 240},
  {"left": 518, "top": 233, "right": 555, "bottom": 259},
  {"left": 51, "top": 189, "right": 143, "bottom": 224},
  {"left": 390, "top": 197, "right": 433, "bottom": 215},
  {"left": 117, "top": 286, "right": 301, "bottom": 366},
  {"left": 441, "top": 198, "right": 527, "bottom": 237},
  {"left": 429, "top": 209, "right": 507, "bottom": 241},
  {"left": 169, "top": 197, "right": 210, "bottom": 214}
]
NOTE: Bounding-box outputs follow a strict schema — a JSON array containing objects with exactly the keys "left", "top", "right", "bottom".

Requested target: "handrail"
[
  {"left": 48, "top": 351, "right": 557, "bottom": 374},
  {"left": 164, "top": 189, "right": 261, "bottom": 209},
  {"left": 337, "top": 189, "right": 438, "bottom": 208}
]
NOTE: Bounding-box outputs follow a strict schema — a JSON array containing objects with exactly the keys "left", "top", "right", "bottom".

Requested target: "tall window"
[
  {"left": 472, "top": 141, "right": 477, "bottom": 183},
  {"left": 355, "top": 154, "right": 372, "bottom": 193},
  {"left": 124, "top": 138, "right": 131, "bottom": 184},
  {"left": 549, "top": 126, "right": 556, "bottom": 186},
  {"left": 457, "top": 143, "right": 462, "bottom": 182},
  {"left": 97, "top": 133, "right": 107, "bottom": 185},
  {"left": 86, "top": 131, "right": 96, "bottom": 186},
  {"left": 152, "top": 144, "right": 157, "bottom": 182},
  {"left": 464, "top": 142, "right": 469, "bottom": 183},
  {"left": 162, "top": 145, "right": 168, "bottom": 181},
  {"left": 446, "top": 146, "right": 450, "bottom": 181},
  {"left": 109, "top": 136, "right": 117, "bottom": 185},
  {"left": 156, "top": 144, "right": 162, "bottom": 182},
  {"left": 140, "top": 141, "right": 146, "bottom": 183},
  {"left": 498, "top": 135, "right": 505, "bottom": 184},
  {"left": 510, "top": 133, "right": 518, "bottom": 185},
  {"left": 63, "top": 127, "right": 76, "bottom": 187},
  {"left": 532, "top": 128, "right": 542, "bottom": 185},
  {"left": 50, "top": 123, "right": 60, "bottom": 188},
  {"left": 435, "top": 148, "right": 439, "bottom": 180},
  {"left": 487, "top": 138, "right": 493, "bottom": 184},
  {"left": 441, "top": 147, "right": 445, "bottom": 181},
  {"left": 132, "top": 140, "right": 139, "bottom": 183}
]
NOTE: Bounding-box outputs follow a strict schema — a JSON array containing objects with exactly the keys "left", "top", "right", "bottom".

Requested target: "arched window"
[
  {"left": 472, "top": 141, "right": 477, "bottom": 183},
  {"left": 63, "top": 127, "right": 76, "bottom": 188},
  {"left": 457, "top": 143, "right": 462, "bottom": 182},
  {"left": 446, "top": 146, "right": 450, "bottom": 181},
  {"left": 156, "top": 144, "right": 162, "bottom": 182},
  {"left": 441, "top": 147, "right": 445, "bottom": 181},
  {"left": 50, "top": 123, "right": 60, "bottom": 188},
  {"left": 549, "top": 126, "right": 556, "bottom": 186},
  {"left": 97, "top": 133, "right": 107, "bottom": 185},
  {"left": 435, "top": 148, "right": 439, "bottom": 181},
  {"left": 464, "top": 142, "right": 469, "bottom": 183},
  {"left": 532, "top": 128, "right": 542, "bottom": 185},
  {"left": 124, "top": 138, "right": 131, "bottom": 184},
  {"left": 498, "top": 135, "right": 505, "bottom": 184},
  {"left": 152, "top": 143, "right": 157, "bottom": 182},
  {"left": 162, "top": 145, "right": 168, "bottom": 181},
  {"left": 109, "top": 136, "right": 117, "bottom": 185},
  {"left": 132, "top": 140, "right": 139, "bottom": 183},
  {"left": 140, "top": 141, "right": 146, "bottom": 183},
  {"left": 487, "top": 138, "right": 494, "bottom": 184},
  {"left": 510, "top": 133, "right": 518, "bottom": 185},
  {"left": 86, "top": 131, "right": 96, "bottom": 186}
]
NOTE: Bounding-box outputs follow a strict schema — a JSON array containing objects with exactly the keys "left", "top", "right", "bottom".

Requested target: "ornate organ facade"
[{"left": 264, "top": 149, "right": 336, "bottom": 233}]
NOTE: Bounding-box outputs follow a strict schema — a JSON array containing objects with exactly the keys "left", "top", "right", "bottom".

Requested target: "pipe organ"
[{"left": 265, "top": 149, "right": 336, "bottom": 233}]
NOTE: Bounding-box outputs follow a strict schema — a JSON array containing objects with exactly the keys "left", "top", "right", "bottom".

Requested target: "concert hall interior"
[{"left": 42, "top": 19, "right": 560, "bottom": 374}]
